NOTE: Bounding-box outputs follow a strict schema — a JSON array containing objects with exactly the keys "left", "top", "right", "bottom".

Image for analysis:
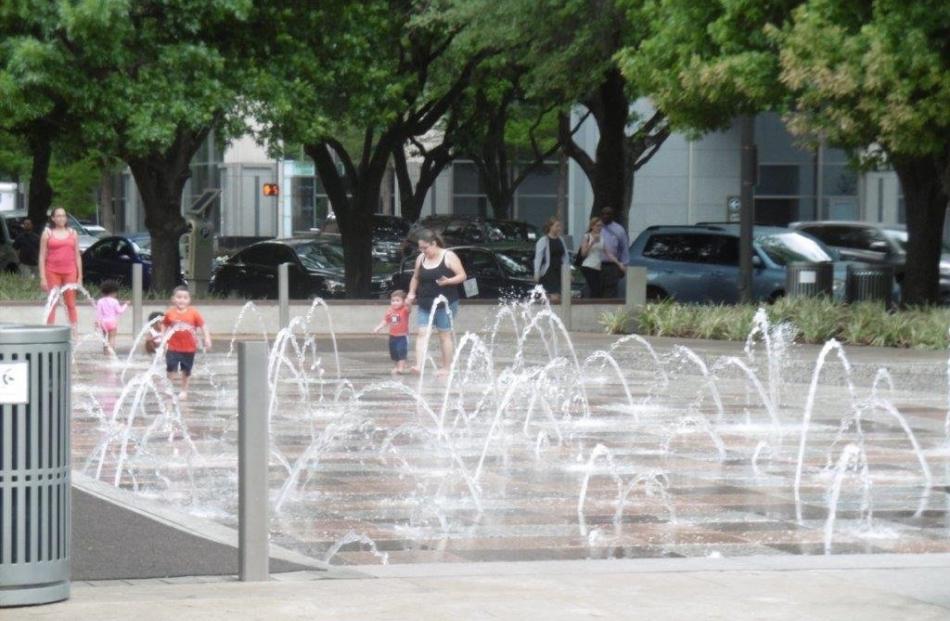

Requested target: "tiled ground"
[{"left": 70, "top": 316, "right": 950, "bottom": 566}]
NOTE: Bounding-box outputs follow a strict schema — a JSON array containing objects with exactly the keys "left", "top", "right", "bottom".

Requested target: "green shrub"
[{"left": 630, "top": 296, "right": 950, "bottom": 350}]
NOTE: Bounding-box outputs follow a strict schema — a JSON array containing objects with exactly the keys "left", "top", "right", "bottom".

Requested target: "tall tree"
[
  {"left": 779, "top": 0, "right": 950, "bottom": 305},
  {"left": 83, "top": 1, "right": 252, "bottom": 292},
  {"left": 0, "top": 2, "right": 82, "bottom": 227},
  {"left": 254, "top": 1, "right": 492, "bottom": 297},
  {"left": 455, "top": 0, "right": 671, "bottom": 225},
  {"left": 624, "top": 0, "right": 949, "bottom": 305}
]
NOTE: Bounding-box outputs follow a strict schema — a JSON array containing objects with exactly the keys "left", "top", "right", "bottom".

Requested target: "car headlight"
[{"left": 325, "top": 278, "right": 345, "bottom": 294}]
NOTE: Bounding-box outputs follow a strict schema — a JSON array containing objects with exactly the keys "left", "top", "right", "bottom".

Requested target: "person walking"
[
  {"left": 406, "top": 229, "right": 467, "bottom": 377},
  {"left": 578, "top": 217, "right": 605, "bottom": 298},
  {"left": 39, "top": 207, "right": 83, "bottom": 333},
  {"left": 598, "top": 207, "right": 629, "bottom": 298},
  {"left": 13, "top": 218, "right": 40, "bottom": 278},
  {"left": 533, "top": 216, "right": 570, "bottom": 303}
]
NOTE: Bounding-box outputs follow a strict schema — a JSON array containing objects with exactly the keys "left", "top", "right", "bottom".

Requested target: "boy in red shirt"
[
  {"left": 374, "top": 289, "right": 410, "bottom": 374},
  {"left": 162, "top": 286, "right": 212, "bottom": 399}
]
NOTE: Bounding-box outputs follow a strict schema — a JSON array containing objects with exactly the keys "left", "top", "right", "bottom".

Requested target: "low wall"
[{"left": 0, "top": 299, "right": 626, "bottom": 335}]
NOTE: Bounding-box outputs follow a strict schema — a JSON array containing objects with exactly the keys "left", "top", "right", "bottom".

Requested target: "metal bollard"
[
  {"left": 0, "top": 325, "right": 72, "bottom": 606},
  {"left": 238, "top": 341, "right": 270, "bottom": 581},
  {"left": 560, "top": 263, "right": 572, "bottom": 330},
  {"left": 132, "top": 262, "right": 143, "bottom": 340},
  {"left": 278, "top": 263, "right": 290, "bottom": 330},
  {"left": 625, "top": 266, "right": 647, "bottom": 311}
]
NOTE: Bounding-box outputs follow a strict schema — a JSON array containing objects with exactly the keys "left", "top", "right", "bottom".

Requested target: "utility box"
[
  {"left": 181, "top": 189, "right": 220, "bottom": 297},
  {"left": 0, "top": 325, "right": 71, "bottom": 607}
]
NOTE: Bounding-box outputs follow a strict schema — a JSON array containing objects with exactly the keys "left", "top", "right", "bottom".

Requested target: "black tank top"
[{"left": 417, "top": 252, "right": 459, "bottom": 310}]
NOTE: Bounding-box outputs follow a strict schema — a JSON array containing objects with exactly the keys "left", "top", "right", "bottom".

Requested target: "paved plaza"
[{"left": 10, "top": 309, "right": 950, "bottom": 618}]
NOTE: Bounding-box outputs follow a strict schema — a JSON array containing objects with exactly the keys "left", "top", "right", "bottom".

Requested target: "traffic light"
[{"left": 262, "top": 183, "right": 279, "bottom": 196}]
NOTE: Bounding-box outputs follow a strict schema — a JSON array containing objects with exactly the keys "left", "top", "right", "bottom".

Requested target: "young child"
[
  {"left": 95, "top": 280, "right": 128, "bottom": 353},
  {"left": 145, "top": 311, "right": 164, "bottom": 354},
  {"left": 373, "top": 289, "right": 411, "bottom": 374},
  {"left": 162, "top": 286, "right": 212, "bottom": 400}
]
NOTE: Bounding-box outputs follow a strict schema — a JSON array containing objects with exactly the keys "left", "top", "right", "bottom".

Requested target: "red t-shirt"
[
  {"left": 385, "top": 306, "right": 410, "bottom": 337},
  {"left": 163, "top": 307, "right": 205, "bottom": 353}
]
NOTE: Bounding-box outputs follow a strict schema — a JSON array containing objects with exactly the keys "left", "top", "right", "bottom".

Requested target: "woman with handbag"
[
  {"left": 533, "top": 216, "right": 569, "bottom": 303},
  {"left": 577, "top": 217, "right": 605, "bottom": 298}
]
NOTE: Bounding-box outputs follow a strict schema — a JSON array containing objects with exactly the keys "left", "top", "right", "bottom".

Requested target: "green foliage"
[
  {"left": 632, "top": 298, "right": 950, "bottom": 349},
  {"left": 48, "top": 156, "right": 101, "bottom": 219},
  {"left": 778, "top": 0, "right": 950, "bottom": 159},
  {"left": 600, "top": 308, "right": 636, "bottom": 334}
]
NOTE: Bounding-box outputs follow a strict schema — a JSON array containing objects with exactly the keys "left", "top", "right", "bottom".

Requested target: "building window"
[{"left": 453, "top": 162, "right": 488, "bottom": 218}]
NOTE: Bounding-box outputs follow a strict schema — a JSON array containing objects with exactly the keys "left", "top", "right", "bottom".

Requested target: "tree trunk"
[
  {"left": 587, "top": 67, "right": 629, "bottom": 223},
  {"left": 894, "top": 154, "right": 950, "bottom": 306},
  {"left": 27, "top": 130, "right": 54, "bottom": 229},
  {"left": 99, "top": 170, "right": 115, "bottom": 233},
  {"left": 126, "top": 156, "right": 191, "bottom": 293},
  {"left": 308, "top": 138, "right": 392, "bottom": 298}
]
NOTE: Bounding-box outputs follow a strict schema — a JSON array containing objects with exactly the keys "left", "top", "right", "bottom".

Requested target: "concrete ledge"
[{"left": 1, "top": 300, "right": 624, "bottom": 334}]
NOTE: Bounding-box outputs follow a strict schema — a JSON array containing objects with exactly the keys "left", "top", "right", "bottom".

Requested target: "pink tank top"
[{"left": 46, "top": 230, "right": 77, "bottom": 273}]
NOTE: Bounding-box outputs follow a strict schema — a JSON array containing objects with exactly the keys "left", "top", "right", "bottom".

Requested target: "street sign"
[
  {"left": 284, "top": 160, "right": 315, "bottom": 177},
  {"left": 726, "top": 196, "right": 741, "bottom": 222},
  {"left": 0, "top": 361, "right": 28, "bottom": 404}
]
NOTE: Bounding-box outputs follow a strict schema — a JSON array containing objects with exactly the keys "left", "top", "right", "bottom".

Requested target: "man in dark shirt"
[
  {"left": 13, "top": 218, "right": 40, "bottom": 277},
  {"left": 599, "top": 207, "right": 630, "bottom": 298}
]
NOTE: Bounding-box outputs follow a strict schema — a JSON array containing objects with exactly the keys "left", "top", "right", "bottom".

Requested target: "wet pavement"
[{"left": 67, "top": 316, "right": 950, "bottom": 568}]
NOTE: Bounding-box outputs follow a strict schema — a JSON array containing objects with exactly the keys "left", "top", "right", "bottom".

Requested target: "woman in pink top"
[{"left": 39, "top": 207, "right": 83, "bottom": 331}]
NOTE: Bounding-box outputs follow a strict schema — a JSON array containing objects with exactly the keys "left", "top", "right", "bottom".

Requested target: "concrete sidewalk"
[{"left": 7, "top": 554, "right": 950, "bottom": 620}]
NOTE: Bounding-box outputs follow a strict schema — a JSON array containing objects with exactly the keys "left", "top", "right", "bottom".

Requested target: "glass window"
[
  {"left": 755, "top": 233, "right": 833, "bottom": 266},
  {"left": 757, "top": 165, "right": 801, "bottom": 195},
  {"left": 295, "top": 242, "right": 344, "bottom": 270},
  {"left": 453, "top": 196, "right": 486, "bottom": 219},
  {"left": 518, "top": 164, "right": 557, "bottom": 195},
  {"left": 237, "top": 245, "right": 274, "bottom": 265},
  {"left": 453, "top": 162, "right": 482, "bottom": 194},
  {"left": 496, "top": 249, "right": 534, "bottom": 278},
  {"left": 88, "top": 240, "right": 117, "bottom": 260},
  {"left": 822, "top": 165, "right": 858, "bottom": 196},
  {"left": 642, "top": 234, "right": 713, "bottom": 263},
  {"left": 457, "top": 249, "right": 499, "bottom": 277}
]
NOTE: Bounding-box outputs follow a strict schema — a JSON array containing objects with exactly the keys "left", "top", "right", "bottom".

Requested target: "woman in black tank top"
[{"left": 406, "top": 229, "right": 467, "bottom": 376}]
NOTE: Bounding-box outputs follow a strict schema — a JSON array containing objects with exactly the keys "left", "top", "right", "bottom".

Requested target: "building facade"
[{"left": 104, "top": 109, "right": 911, "bottom": 247}]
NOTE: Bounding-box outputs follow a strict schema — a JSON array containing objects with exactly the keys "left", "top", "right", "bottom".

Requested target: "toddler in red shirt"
[
  {"left": 374, "top": 289, "right": 411, "bottom": 374},
  {"left": 162, "top": 286, "right": 212, "bottom": 399}
]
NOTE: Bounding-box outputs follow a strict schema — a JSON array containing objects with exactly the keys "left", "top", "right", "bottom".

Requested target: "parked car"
[
  {"left": 209, "top": 237, "right": 395, "bottom": 299},
  {"left": 0, "top": 215, "right": 19, "bottom": 273},
  {"left": 628, "top": 224, "right": 850, "bottom": 304},
  {"left": 486, "top": 219, "right": 540, "bottom": 243},
  {"left": 82, "top": 234, "right": 156, "bottom": 289},
  {"left": 391, "top": 244, "right": 583, "bottom": 301},
  {"left": 4, "top": 209, "right": 100, "bottom": 251},
  {"left": 789, "top": 221, "right": 950, "bottom": 301},
  {"left": 320, "top": 214, "right": 411, "bottom": 262}
]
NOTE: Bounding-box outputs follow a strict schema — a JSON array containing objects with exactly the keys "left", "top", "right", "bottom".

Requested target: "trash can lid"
[{"left": 0, "top": 324, "right": 71, "bottom": 345}]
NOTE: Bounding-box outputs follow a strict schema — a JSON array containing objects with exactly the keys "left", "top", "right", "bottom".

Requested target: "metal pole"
[
  {"left": 739, "top": 115, "right": 757, "bottom": 304},
  {"left": 278, "top": 263, "right": 290, "bottom": 330},
  {"left": 560, "top": 263, "right": 572, "bottom": 330},
  {"left": 238, "top": 341, "right": 270, "bottom": 582},
  {"left": 132, "top": 262, "right": 143, "bottom": 340}
]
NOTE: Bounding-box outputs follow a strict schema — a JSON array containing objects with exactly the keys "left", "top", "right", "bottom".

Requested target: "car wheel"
[
  {"left": 4, "top": 263, "right": 17, "bottom": 274},
  {"left": 646, "top": 286, "right": 668, "bottom": 302},
  {"left": 767, "top": 290, "right": 785, "bottom": 304}
]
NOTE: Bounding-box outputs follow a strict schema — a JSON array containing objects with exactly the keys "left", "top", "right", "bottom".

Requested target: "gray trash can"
[
  {"left": 785, "top": 261, "right": 834, "bottom": 298},
  {"left": 0, "top": 325, "right": 71, "bottom": 607},
  {"left": 846, "top": 263, "right": 894, "bottom": 305}
]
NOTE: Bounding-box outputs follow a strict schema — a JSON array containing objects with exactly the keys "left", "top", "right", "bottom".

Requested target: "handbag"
[{"left": 573, "top": 234, "right": 587, "bottom": 268}]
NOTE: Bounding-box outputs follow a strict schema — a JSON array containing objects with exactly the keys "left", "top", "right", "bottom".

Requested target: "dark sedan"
[
  {"left": 209, "top": 238, "right": 395, "bottom": 299},
  {"left": 391, "top": 245, "right": 583, "bottom": 301},
  {"left": 82, "top": 234, "right": 155, "bottom": 289}
]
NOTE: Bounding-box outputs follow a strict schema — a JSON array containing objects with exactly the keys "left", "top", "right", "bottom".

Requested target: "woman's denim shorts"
[{"left": 416, "top": 300, "right": 459, "bottom": 332}]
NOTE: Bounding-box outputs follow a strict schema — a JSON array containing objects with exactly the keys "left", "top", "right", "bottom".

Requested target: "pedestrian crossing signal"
[{"left": 263, "top": 183, "right": 279, "bottom": 196}]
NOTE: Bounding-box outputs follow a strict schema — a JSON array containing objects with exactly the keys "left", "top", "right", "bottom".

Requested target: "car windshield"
[
  {"left": 132, "top": 237, "right": 151, "bottom": 257},
  {"left": 295, "top": 242, "right": 345, "bottom": 270},
  {"left": 496, "top": 249, "right": 534, "bottom": 278},
  {"left": 756, "top": 232, "right": 834, "bottom": 266},
  {"left": 373, "top": 217, "right": 410, "bottom": 240}
]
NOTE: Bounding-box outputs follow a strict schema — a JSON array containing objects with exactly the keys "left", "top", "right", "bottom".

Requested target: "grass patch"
[
  {"left": 607, "top": 297, "right": 950, "bottom": 350},
  {"left": 0, "top": 271, "right": 180, "bottom": 302}
]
